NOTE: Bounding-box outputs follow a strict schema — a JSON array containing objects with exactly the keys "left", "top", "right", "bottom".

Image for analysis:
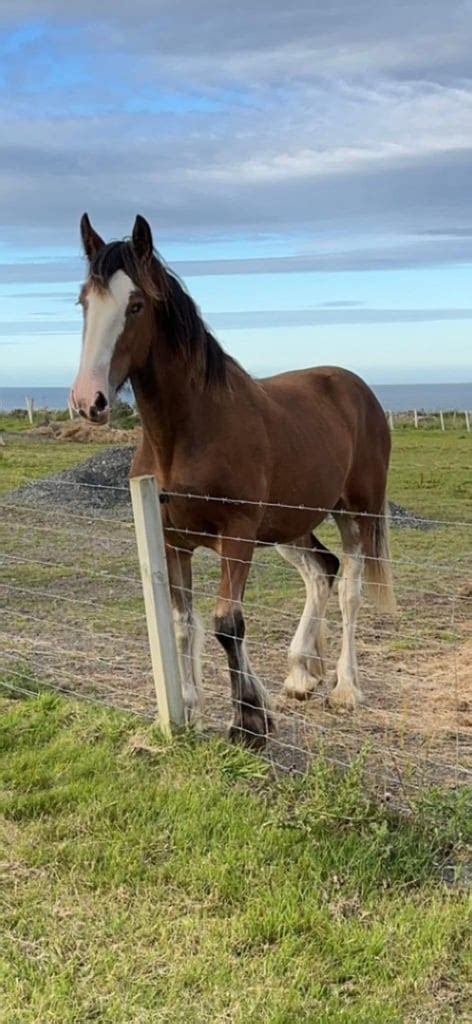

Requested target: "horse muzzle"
[{"left": 70, "top": 381, "right": 110, "bottom": 425}]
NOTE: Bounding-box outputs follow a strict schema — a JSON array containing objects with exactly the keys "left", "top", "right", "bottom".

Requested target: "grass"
[
  {"left": 0, "top": 692, "right": 470, "bottom": 1023},
  {"left": 0, "top": 408, "right": 71, "bottom": 433},
  {"left": 388, "top": 429, "right": 472, "bottom": 519},
  {"left": 0, "top": 439, "right": 107, "bottom": 493},
  {"left": 0, "top": 426, "right": 471, "bottom": 1020}
]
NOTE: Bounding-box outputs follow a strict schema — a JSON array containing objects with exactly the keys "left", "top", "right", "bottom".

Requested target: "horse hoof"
[
  {"left": 282, "top": 684, "right": 313, "bottom": 702},
  {"left": 228, "top": 706, "right": 275, "bottom": 750},
  {"left": 282, "top": 666, "right": 318, "bottom": 701},
  {"left": 327, "top": 684, "right": 364, "bottom": 711},
  {"left": 228, "top": 725, "right": 267, "bottom": 751}
]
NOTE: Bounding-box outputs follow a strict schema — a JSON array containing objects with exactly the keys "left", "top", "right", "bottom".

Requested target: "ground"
[
  {"left": 0, "top": 695, "right": 470, "bottom": 1023},
  {"left": 1, "top": 426, "right": 471, "bottom": 794},
  {"left": 0, "top": 424, "right": 471, "bottom": 1022}
]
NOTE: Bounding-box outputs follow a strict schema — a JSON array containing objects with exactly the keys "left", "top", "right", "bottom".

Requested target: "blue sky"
[{"left": 1, "top": 2, "right": 472, "bottom": 386}]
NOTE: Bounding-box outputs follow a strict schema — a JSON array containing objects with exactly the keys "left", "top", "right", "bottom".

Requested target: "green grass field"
[
  {"left": 0, "top": 438, "right": 107, "bottom": 493},
  {"left": 388, "top": 429, "right": 472, "bottom": 519},
  {"left": 0, "top": 694, "right": 470, "bottom": 1023},
  {"left": 0, "top": 429, "right": 471, "bottom": 1022}
]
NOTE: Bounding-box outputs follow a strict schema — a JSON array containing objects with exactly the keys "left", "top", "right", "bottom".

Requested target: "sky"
[{"left": 1, "top": 1, "right": 472, "bottom": 386}]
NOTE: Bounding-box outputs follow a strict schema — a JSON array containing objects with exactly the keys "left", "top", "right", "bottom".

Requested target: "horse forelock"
[
  {"left": 87, "top": 241, "right": 161, "bottom": 301},
  {"left": 86, "top": 242, "right": 230, "bottom": 390}
]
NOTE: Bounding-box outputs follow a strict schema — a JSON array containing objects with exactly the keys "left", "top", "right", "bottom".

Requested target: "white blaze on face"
[{"left": 72, "top": 270, "right": 134, "bottom": 418}]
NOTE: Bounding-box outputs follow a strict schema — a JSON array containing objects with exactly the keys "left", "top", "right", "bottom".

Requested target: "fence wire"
[{"left": 1, "top": 478, "right": 471, "bottom": 802}]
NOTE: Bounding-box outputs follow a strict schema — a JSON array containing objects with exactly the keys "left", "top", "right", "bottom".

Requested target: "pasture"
[
  {"left": 1, "top": 427, "right": 471, "bottom": 792},
  {"left": 0, "top": 426, "right": 471, "bottom": 1022}
]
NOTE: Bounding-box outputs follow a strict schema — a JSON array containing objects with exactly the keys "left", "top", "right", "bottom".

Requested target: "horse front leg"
[
  {"left": 166, "top": 544, "right": 204, "bottom": 727},
  {"left": 214, "top": 535, "right": 274, "bottom": 750}
]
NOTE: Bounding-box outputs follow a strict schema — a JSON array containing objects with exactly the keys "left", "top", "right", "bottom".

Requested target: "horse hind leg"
[
  {"left": 329, "top": 513, "right": 364, "bottom": 710},
  {"left": 329, "top": 498, "right": 396, "bottom": 710},
  {"left": 277, "top": 535, "right": 339, "bottom": 700}
]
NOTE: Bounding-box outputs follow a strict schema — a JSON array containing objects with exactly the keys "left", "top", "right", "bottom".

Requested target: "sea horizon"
[{"left": 1, "top": 380, "right": 471, "bottom": 414}]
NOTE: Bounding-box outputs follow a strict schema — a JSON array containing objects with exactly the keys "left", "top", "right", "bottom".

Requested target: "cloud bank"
[{"left": 0, "top": 0, "right": 472, "bottom": 263}]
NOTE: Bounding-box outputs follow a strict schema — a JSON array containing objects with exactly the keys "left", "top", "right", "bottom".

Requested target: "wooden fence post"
[
  {"left": 387, "top": 410, "right": 394, "bottom": 431},
  {"left": 413, "top": 409, "right": 419, "bottom": 429},
  {"left": 67, "top": 399, "right": 75, "bottom": 421},
  {"left": 130, "top": 475, "right": 185, "bottom": 735},
  {"left": 25, "top": 396, "right": 34, "bottom": 424},
  {"left": 465, "top": 411, "right": 471, "bottom": 433},
  {"left": 439, "top": 410, "right": 445, "bottom": 432}
]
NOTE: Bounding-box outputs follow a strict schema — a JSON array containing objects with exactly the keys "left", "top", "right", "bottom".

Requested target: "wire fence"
[{"left": 1, "top": 474, "right": 471, "bottom": 803}]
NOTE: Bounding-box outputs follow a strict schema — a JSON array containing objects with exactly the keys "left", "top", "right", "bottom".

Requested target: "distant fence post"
[
  {"left": 439, "top": 410, "right": 445, "bottom": 432},
  {"left": 387, "top": 410, "right": 394, "bottom": 431},
  {"left": 67, "top": 399, "right": 75, "bottom": 421},
  {"left": 25, "top": 396, "right": 34, "bottom": 424},
  {"left": 465, "top": 411, "right": 471, "bottom": 434},
  {"left": 130, "top": 475, "right": 185, "bottom": 735}
]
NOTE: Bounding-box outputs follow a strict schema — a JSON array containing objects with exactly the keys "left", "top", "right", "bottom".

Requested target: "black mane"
[{"left": 88, "top": 240, "right": 230, "bottom": 389}]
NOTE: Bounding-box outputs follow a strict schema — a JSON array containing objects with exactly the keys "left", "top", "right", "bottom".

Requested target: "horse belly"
[{"left": 256, "top": 505, "right": 326, "bottom": 545}]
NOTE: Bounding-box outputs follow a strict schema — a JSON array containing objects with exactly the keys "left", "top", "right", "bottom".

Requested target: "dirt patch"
[
  {"left": 2, "top": 550, "right": 470, "bottom": 793},
  {"left": 23, "top": 421, "right": 143, "bottom": 445},
  {"left": 411, "top": 640, "right": 472, "bottom": 736}
]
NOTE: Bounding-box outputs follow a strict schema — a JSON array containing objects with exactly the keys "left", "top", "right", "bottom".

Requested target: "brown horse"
[{"left": 72, "top": 214, "right": 396, "bottom": 748}]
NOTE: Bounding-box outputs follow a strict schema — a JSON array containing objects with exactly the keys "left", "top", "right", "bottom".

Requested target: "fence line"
[
  {"left": 3, "top": 538, "right": 472, "bottom": 577},
  {"left": 386, "top": 408, "right": 471, "bottom": 431},
  {"left": 1, "top": 569, "right": 470, "bottom": 621},
  {"left": 3, "top": 614, "right": 468, "bottom": 710},
  {"left": 5, "top": 400, "right": 472, "bottom": 433},
  {"left": 2, "top": 481, "right": 472, "bottom": 528},
  {"left": 1, "top": 474, "right": 471, "bottom": 800},
  {"left": 3, "top": 582, "right": 469, "bottom": 660}
]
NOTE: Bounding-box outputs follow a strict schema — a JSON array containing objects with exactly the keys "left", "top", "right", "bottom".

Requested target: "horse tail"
[{"left": 362, "top": 499, "right": 397, "bottom": 614}]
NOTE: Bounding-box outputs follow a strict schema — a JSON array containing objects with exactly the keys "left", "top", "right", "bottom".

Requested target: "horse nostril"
[
  {"left": 88, "top": 392, "right": 109, "bottom": 422},
  {"left": 79, "top": 409, "right": 87, "bottom": 419},
  {"left": 95, "top": 391, "right": 108, "bottom": 413}
]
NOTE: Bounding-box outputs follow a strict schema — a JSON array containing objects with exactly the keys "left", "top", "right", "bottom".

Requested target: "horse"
[{"left": 71, "top": 213, "right": 396, "bottom": 749}]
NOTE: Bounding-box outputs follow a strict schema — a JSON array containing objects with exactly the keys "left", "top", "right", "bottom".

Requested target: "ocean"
[{"left": 0, "top": 381, "right": 471, "bottom": 414}]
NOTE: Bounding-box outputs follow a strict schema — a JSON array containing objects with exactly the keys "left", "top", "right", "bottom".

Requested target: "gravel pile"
[
  {"left": 5, "top": 446, "right": 431, "bottom": 528},
  {"left": 6, "top": 447, "right": 135, "bottom": 516},
  {"left": 388, "top": 501, "right": 432, "bottom": 531}
]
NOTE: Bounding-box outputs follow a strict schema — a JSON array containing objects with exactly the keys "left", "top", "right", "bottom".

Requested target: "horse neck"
[{"left": 130, "top": 341, "right": 209, "bottom": 480}]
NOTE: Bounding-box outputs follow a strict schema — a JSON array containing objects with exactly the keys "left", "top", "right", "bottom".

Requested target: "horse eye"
[{"left": 129, "top": 302, "right": 143, "bottom": 315}]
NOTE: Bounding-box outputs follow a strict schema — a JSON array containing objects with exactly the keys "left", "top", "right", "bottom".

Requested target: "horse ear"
[
  {"left": 80, "top": 213, "right": 105, "bottom": 261},
  {"left": 132, "top": 215, "right": 153, "bottom": 262}
]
